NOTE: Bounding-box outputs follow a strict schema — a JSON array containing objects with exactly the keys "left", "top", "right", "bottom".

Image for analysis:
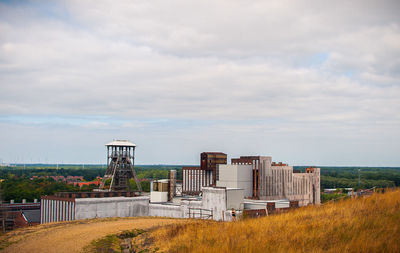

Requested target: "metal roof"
[
  {"left": 105, "top": 140, "right": 136, "bottom": 147},
  {"left": 22, "top": 210, "right": 41, "bottom": 223}
]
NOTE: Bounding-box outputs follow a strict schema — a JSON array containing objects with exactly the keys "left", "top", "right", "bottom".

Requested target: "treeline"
[
  {"left": 0, "top": 166, "right": 182, "bottom": 181},
  {"left": 0, "top": 177, "right": 82, "bottom": 202},
  {"left": 296, "top": 166, "right": 400, "bottom": 189},
  {"left": 0, "top": 168, "right": 104, "bottom": 181},
  {"left": 0, "top": 166, "right": 182, "bottom": 202},
  {"left": 321, "top": 176, "right": 395, "bottom": 189},
  {"left": 0, "top": 177, "right": 153, "bottom": 202}
]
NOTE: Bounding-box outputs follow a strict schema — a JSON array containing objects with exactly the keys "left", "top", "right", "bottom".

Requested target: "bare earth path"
[{"left": 0, "top": 217, "right": 185, "bottom": 253}]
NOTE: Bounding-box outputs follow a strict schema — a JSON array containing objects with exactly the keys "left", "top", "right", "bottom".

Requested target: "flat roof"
[{"left": 105, "top": 140, "right": 136, "bottom": 147}]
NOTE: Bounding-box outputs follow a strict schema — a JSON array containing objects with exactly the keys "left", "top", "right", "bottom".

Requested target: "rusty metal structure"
[
  {"left": 100, "top": 140, "right": 142, "bottom": 191},
  {"left": 168, "top": 170, "right": 177, "bottom": 201},
  {"left": 200, "top": 152, "right": 227, "bottom": 184},
  {"left": 182, "top": 152, "right": 227, "bottom": 195}
]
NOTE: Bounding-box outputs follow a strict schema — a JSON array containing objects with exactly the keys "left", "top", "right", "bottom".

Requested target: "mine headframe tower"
[{"left": 100, "top": 140, "right": 142, "bottom": 192}]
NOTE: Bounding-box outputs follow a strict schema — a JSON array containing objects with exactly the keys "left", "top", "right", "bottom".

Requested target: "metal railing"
[
  {"left": 110, "top": 152, "right": 131, "bottom": 158},
  {"left": 188, "top": 208, "right": 213, "bottom": 220}
]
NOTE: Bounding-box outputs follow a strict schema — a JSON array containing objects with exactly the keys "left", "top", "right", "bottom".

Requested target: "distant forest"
[
  {"left": 295, "top": 166, "right": 400, "bottom": 189},
  {"left": 0, "top": 165, "right": 399, "bottom": 202},
  {"left": 0, "top": 164, "right": 183, "bottom": 181},
  {"left": 0, "top": 165, "right": 182, "bottom": 202}
]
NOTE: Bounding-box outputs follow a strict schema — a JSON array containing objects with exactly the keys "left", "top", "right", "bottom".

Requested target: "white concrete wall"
[
  {"left": 75, "top": 196, "right": 149, "bottom": 220},
  {"left": 217, "top": 164, "right": 252, "bottom": 198},
  {"left": 259, "top": 156, "right": 272, "bottom": 196},
  {"left": 150, "top": 192, "right": 168, "bottom": 203},
  {"left": 149, "top": 199, "right": 202, "bottom": 219},
  {"left": 200, "top": 187, "right": 244, "bottom": 221},
  {"left": 149, "top": 204, "right": 183, "bottom": 218},
  {"left": 226, "top": 189, "right": 244, "bottom": 210},
  {"left": 201, "top": 187, "right": 226, "bottom": 221},
  {"left": 42, "top": 187, "right": 247, "bottom": 223},
  {"left": 313, "top": 168, "right": 321, "bottom": 205}
]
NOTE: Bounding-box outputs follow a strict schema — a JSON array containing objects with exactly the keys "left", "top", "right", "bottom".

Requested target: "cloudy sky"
[{"left": 0, "top": 0, "right": 399, "bottom": 166}]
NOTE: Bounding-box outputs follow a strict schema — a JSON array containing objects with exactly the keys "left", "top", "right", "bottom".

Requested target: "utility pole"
[{"left": 358, "top": 169, "right": 361, "bottom": 187}]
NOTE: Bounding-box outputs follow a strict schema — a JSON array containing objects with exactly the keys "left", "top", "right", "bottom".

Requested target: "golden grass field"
[
  {"left": 0, "top": 189, "right": 399, "bottom": 253},
  {"left": 0, "top": 217, "right": 189, "bottom": 253},
  {"left": 153, "top": 189, "right": 400, "bottom": 253}
]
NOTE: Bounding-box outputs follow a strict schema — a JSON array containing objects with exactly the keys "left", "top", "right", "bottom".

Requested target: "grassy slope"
[
  {"left": 0, "top": 217, "right": 188, "bottom": 253},
  {"left": 153, "top": 190, "right": 400, "bottom": 253}
]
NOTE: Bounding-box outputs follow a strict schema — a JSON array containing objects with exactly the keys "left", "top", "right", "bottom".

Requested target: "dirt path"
[{"left": 1, "top": 217, "right": 185, "bottom": 253}]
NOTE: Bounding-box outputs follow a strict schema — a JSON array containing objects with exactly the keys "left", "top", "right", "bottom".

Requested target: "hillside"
[
  {"left": 1, "top": 190, "right": 399, "bottom": 253},
  {"left": 152, "top": 189, "right": 400, "bottom": 253},
  {"left": 0, "top": 217, "right": 188, "bottom": 253}
]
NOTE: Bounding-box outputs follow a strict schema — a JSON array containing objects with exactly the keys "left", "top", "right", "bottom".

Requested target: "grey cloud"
[{"left": 0, "top": 0, "right": 399, "bottom": 165}]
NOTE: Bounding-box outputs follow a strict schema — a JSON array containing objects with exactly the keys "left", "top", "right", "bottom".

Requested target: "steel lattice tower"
[{"left": 100, "top": 140, "right": 142, "bottom": 191}]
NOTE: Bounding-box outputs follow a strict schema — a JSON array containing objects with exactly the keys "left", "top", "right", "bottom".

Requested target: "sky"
[{"left": 0, "top": 0, "right": 399, "bottom": 166}]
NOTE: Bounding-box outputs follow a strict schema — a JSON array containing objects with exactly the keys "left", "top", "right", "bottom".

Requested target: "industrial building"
[
  {"left": 41, "top": 140, "right": 146, "bottom": 223},
  {"left": 40, "top": 142, "right": 319, "bottom": 224},
  {"left": 183, "top": 154, "right": 320, "bottom": 207},
  {"left": 182, "top": 152, "right": 227, "bottom": 194},
  {"left": 190, "top": 155, "right": 321, "bottom": 206}
]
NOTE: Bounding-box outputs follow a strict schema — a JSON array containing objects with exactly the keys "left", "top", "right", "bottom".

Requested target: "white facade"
[
  {"left": 150, "top": 192, "right": 168, "bottom": 203},
  {"left": 148, "top": 187, "right": 244, "bottom": 221},
  {"left": 217, "top": 164, "right": 253, "bottom": 198},
  {"left": 75, "top": 196, "right": 149, "bottom": 220},
  {"left": 226, "top": 188, "right": 245, "bottom": 210},
  {"left": 217, "top": 161, "right": 321, "bottom": 206}
]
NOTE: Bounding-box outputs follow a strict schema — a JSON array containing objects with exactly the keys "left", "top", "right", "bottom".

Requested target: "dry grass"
[
  {"left": 153, "top": 189, "right": 400, "bottom": 253},
  {"left": 0, "top": 217, "right": 189, "bottom": 253},
  {"left": 1, "top": 190, "right": 399, "bottom": 252}
]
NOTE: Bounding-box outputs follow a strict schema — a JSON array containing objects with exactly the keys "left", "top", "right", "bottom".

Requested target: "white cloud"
[{"left": 0, "top": 0, "right": 399, "bottom": 165}]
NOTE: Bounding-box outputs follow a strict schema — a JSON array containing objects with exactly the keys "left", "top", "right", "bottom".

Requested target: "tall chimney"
[{"left": 168, "top": 170, "right": 177, "bottom": 201}]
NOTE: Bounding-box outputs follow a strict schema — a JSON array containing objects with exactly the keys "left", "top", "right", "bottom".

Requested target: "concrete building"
[
  {"left": 217, "top": 157, "right": 320, "bottom": 206},
  {"left": 182, "top": 167, "right": 207, "bottom": 195},
  {"left": 40, "top": 187, "right": 245, "bottom": 222},
  {"left": 231, "top": 156, "right": 272, "bottom": 198},
  {"left": 40, "top": 174, "right": 304, "bottom": 223},
  {"left": 216, "top": 164, "right": 253, "bottom": 197},
  {"left": 149, "top": 187, "right": 244, "bottom": 221},
  {"left": 182, "top": 152, "right": 227, "bottom": 195},
  {"left": 201, "top": 152, "right": 227, "bottom": 183},
  {"left": 39, "top": 146, "right": 319, "bottom": 224},
  {"left": 150, "top": 179, "right": 169, "bottom": 203}
]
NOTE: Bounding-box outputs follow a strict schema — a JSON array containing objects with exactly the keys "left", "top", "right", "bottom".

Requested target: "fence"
[{"left": 188, "top": 208, "right": 213, "bottom": 220}]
